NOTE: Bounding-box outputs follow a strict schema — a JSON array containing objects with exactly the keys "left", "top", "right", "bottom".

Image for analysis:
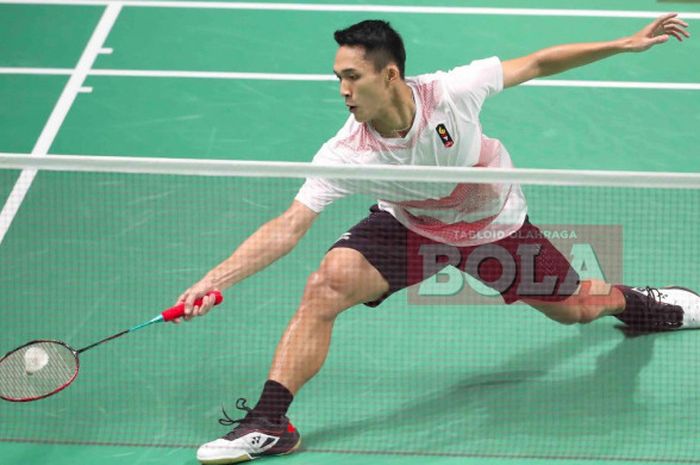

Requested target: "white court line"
[
  {"left": 90, "top": 68, "right": 334, "bottom": 81},
  {"left": 1, "top": 0, "right": 700, "bottom": 19},
  {"left": 2, "top": 67, "right": 699, "bottom": 90},
  {"left": 0, "top": 67, "right": 72, "bottom": 76},
  {"left": 523, "top": 79, "right": 700, "bottom": 91},
  {"left": 0, "top": 3, "right": 122, "bottom": 246}
]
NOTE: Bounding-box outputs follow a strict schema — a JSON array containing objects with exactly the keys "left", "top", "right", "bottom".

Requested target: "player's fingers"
[
  {"left": 195, "top": 294, "right": 215, "bottom": 317},
  {"left": 202, "top": 295, "right": 215, "bottom": 314},
  {"left": 665, "top": 24, "right": 691, "bottom": 38},
  {"left": 667, "top": 18, "right": 688, "bottom": 28},
  {"left": 184, "top": 304, "right": 198, "bottom": 320},
  {"left": 176, "top": 292, "right": 189, "bottom": 316},
  {"left": 648, "top": 13, "right": 678, "bottom": 35},
  {"left": 656, "top": 12, "right": 678, "bottom": 24},
  {"left": 665, "top": 29, "right": 684, "bottom": 41},
  {"left": 196, "top": 297, "right": 209, "bottom": 316},
  {"left": 184, "top": 292, "right": 199, "bottom": 317},
  {"left": 194, "top": 296, "right": 211, "bottom": 317}
]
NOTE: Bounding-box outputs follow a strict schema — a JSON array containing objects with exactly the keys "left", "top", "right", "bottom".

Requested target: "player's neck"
[{"left": 370, "top": 83, "right": 415, "bottom": 139}]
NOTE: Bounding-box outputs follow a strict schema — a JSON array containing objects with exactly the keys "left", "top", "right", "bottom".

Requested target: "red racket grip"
[{"left": 161, "top": 290, "right": 223, "bottom": 321}]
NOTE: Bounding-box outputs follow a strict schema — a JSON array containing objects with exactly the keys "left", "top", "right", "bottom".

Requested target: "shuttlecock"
[{"left": 24, "top": 346, "right": 49, "bottom": 375}]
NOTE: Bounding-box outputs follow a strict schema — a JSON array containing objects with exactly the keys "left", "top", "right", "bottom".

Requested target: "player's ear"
[{"left": 386, "top": 65, "right": 400, "bottom": 83}]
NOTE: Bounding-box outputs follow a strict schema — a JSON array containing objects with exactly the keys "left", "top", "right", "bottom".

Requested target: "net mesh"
[
  {"left": 0, "top": 341, "right": 78, "bottom": 401},
  {"left": 1, "top": 158, "right": 700, "bottom": 462}
]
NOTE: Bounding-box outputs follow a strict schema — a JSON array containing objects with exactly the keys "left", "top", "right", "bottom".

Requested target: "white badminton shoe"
[
  {"left": 197, "top": 398, "right": 301, "bottom": 464},
  {"left": 620, "top": 286, "right": 700, "bottom": 331}
]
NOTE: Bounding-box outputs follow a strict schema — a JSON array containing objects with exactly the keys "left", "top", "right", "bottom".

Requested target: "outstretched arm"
[
  {"left": 177, "top": 200, "right": 318, "bottom": 320},
  {"left": 502, "top": 13, "right": 690, "bottom": 89}
]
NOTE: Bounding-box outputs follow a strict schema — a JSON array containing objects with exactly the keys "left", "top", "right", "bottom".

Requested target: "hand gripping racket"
[{"left": 0, "top": 291, "right": 223, "bottom": 402}]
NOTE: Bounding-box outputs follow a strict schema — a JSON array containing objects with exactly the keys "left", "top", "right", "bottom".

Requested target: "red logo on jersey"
[{"left": 435, "top": 124, "right": 454, "bottom": 147}]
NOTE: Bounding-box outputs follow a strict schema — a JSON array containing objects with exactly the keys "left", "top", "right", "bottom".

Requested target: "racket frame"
[{"left": 0, "top": 339, "right": 80, "bottom": 403}]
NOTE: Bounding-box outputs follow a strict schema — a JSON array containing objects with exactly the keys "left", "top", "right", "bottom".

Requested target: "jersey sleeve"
[
  {"left": 442, "top": 56, "right": 503, "bottom": 120},
  {"left": 294, "top": 143, "right": 352, "bottom": 213},
  {"left": 295, "top": 176, "right": 350, "bottom": 213}
]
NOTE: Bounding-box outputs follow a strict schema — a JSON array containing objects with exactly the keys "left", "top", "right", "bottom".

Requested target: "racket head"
[{"left": 0, "top": 340, "right": 80, "bottom": 402}]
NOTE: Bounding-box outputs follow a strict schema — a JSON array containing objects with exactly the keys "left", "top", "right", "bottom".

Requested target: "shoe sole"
[
  {"left": 198, "top": 438, "right": 302, "bottom": 464},
  {"left": 199, "top": 456, "right": 250, "bottom": 465}
]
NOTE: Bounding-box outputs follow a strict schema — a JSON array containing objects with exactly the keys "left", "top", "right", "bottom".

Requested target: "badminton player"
[{"left": 178, "top": 14, "right": 694, "bottom": 463}]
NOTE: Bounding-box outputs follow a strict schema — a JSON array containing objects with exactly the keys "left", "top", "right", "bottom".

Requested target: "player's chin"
[{"left": 352, "top": 110, "right": 369, "bottom": 123}]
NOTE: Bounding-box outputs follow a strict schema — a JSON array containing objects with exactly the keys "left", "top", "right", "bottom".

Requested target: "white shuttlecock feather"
[{"left": 24, "top": 347, "right": 49, "bottom": 375}]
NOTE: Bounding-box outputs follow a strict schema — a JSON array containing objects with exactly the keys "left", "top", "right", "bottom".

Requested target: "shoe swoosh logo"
[
  {"left": 250, "top": 436, "right": 279, "bottom": 455},
  {"left": 261, "top": 437, "right": 277, "bottom": 449}
]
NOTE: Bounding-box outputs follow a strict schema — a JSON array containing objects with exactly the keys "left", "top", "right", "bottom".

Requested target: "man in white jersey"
[{"left": 179, "top": 16, "right": 694, "bottom": 464}]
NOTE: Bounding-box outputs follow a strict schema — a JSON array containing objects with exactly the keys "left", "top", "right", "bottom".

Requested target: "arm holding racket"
[{"left": 178, "top": 200, "right": 318, "bottom": 321}]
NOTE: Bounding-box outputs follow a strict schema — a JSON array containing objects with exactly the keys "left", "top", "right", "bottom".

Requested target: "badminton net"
[{"left": 1, "top": 153, "right": 700, "bottom": 463}]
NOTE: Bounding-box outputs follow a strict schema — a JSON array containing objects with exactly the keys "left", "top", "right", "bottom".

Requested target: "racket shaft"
[
  {"left": 76, "top": 292, "right": 223, "bottom": 354},
  {"left": 77, "top": 330, "right": 128, "bottom": 354}
]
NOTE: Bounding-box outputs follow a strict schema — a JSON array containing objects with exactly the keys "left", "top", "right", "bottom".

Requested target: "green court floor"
[{"left": 1, "top": 1, "right": 700, "bottom": 464}]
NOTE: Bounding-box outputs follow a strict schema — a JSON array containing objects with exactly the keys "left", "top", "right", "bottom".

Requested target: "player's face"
[{"left": 333, "top": 45, "right": 390, "bottom": 123}]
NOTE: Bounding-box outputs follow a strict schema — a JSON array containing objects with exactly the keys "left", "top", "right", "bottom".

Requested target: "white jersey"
[{"left": 295, "top": 56, "right": 527, "bottom": 247}]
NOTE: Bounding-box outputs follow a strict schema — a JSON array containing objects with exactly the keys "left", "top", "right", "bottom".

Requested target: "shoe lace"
[
  {"left": 218, "top": 398, "right": 253, "bottom": 427},
  {"left": 639, "top": 286, "right": 682, "bottom": 330},
  {"left": 644, "top": 286, "right": 661, "bottom": 303}
]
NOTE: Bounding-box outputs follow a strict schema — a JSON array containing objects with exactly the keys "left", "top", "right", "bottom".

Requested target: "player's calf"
[{"left": 524, "top": 279, "right": 624, "bottom": 325}]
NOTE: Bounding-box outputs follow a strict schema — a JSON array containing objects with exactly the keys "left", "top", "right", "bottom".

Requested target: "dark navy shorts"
[{"left": 329, "top": 205, "right": 580, "bottom": 307}]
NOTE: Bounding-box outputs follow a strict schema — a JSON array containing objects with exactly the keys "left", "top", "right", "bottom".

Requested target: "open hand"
[{"left": 627, "top": 13, "right": 690, "bottom": 52}]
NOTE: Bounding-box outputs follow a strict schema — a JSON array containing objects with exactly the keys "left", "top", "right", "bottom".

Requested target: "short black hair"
[{"left": 334, "top": 20, "right": 406, "bottom": 79}]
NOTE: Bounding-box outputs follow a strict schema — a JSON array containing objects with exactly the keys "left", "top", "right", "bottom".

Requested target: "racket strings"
[{"left": 0, "top": 341, "right": 78, "bottom": 401}]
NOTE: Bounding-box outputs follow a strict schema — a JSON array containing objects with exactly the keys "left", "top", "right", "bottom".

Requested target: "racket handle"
[{"left": 161, "top": 291, "right": 223, "bottom": 321}]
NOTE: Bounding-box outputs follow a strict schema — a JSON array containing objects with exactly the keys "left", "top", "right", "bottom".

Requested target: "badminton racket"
[{"left": 0, "top": 291, "right": 223, "bottom": 402}]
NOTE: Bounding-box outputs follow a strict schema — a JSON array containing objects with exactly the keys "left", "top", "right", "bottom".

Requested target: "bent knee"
[
  {"left": 305, "top": 267, "right": 355, "bottom": 302},
  {"left": 300, "top": 250, "right": 388, "bottom": 317}
]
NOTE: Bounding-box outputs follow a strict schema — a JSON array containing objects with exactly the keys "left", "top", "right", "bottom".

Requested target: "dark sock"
[
  {"left": 613, "top": 285, "right": 646, "bottom": 327},
  {"left": 252, "top": 380, "right": 294, "bottom": 420}
]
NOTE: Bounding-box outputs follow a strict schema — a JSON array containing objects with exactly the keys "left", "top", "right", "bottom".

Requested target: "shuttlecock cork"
[{"left": 24, "top": 346, "right": 49, "bottom": 375}]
